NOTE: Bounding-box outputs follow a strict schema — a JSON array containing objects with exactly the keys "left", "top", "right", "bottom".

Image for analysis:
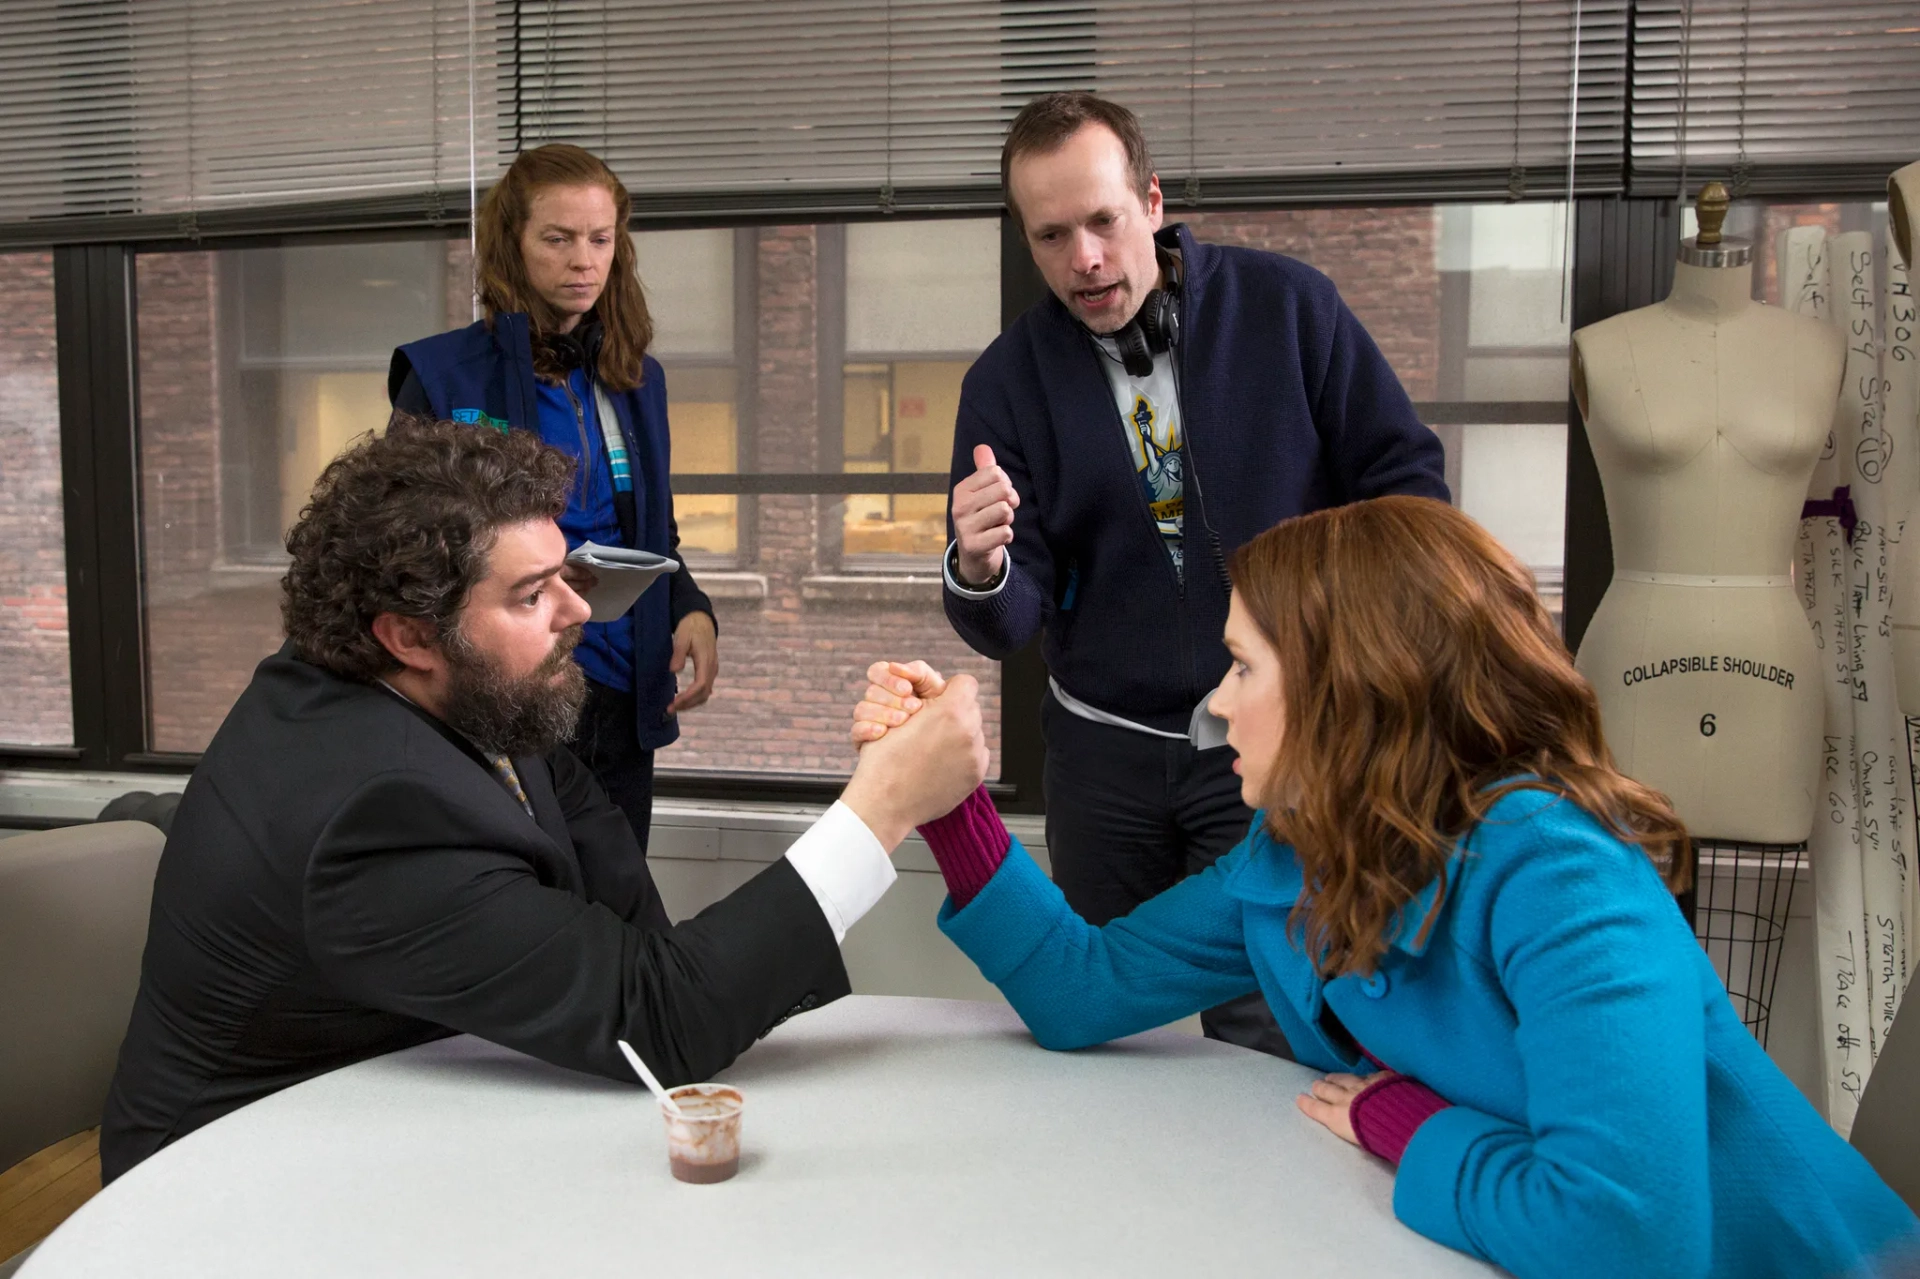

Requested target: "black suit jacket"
[{"left": 100, "top": 649, "right": 847, "bottom": 1182}]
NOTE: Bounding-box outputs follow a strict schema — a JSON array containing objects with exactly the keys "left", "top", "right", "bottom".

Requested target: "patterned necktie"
[{"left": 488, "top": 754, "right": 534, "bottom": 818}]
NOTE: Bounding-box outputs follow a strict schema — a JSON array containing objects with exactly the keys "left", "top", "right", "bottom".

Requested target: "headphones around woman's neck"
[
  {"left": 1108, "top": 247, "right": 1182, "bottom": 378},
  {"left": 541, "top": 314, "right": 604, "bottom": 374}
]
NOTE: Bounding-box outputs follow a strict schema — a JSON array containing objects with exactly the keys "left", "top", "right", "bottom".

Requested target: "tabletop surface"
[{"left": 26, "top": 996, "right": 1499, "bottom": 1278}]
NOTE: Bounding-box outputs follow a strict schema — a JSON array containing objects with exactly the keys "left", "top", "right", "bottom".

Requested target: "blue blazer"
[
  {"left": 389, "top": 315, "right": 710, "bottom": 750},
  {"left": 940, "top": 786, "right": 1919, "bottom": 1278}
]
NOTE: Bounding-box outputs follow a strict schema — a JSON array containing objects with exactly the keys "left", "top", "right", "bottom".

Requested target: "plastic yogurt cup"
[{"left": 661, "top": 1083, "right": 744, "bottom": 1184}]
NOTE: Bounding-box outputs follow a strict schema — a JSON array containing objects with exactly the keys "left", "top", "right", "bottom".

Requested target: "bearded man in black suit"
[{"left": 102, "top": 416, "right": 988, "bottom": 1182}]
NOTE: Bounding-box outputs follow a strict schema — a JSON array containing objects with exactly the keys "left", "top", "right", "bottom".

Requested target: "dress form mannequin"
[
  {"left": 1890, "top": 160, "right": 1918, "bottom": 266},
  {"left": 1572, "top": 183, "right": 1844, "bottom": 842}
]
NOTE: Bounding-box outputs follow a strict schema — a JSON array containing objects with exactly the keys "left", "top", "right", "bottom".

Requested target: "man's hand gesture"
[{"left": 951, "top": 444, "right": 1019, "bottom": 588}]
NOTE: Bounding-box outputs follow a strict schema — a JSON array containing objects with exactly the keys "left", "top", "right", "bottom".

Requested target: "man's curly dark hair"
[{"left": 281, "top": 416, "right": 575, "bottom": 681}]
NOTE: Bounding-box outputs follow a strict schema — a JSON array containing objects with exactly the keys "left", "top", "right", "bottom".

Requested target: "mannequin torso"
[
  {"left": 1890, "top": 160, "right": 1918, "bottom": 267},
  {"left": 1572, "top": 258, "right": 1843, "bottom": 842}
]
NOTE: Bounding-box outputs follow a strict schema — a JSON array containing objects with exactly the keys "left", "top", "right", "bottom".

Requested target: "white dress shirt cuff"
[
  {"left": 784, "top": 801, "right": 897, "bottom": 944},
  {"left": 942, "top": 538, "right": 1011, "bottom": 599}
]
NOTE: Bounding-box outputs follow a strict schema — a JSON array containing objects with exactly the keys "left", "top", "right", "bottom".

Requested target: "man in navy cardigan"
[{"left": 943, "top": 93, "right": 1446, "bottom": 1056}]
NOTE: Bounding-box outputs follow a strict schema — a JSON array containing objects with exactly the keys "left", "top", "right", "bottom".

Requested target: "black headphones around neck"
[
  {"left": 541, "top": 315, "right": 604, "bottom": 374},
  {"left": 1109, "top": 247, "right": 1181, "bottom": 378}
]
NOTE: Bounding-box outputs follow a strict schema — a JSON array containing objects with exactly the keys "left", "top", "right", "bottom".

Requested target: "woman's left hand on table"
[{"left": 1296, "top": 1072, "right": 1380, "bottom": 1147}]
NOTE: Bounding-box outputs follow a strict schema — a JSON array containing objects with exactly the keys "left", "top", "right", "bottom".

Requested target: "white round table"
[{"left": 26, "top": 996, "right": 1500, "bottom": 1277}]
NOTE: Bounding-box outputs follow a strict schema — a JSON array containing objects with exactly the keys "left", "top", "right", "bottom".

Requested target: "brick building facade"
[{"left": 0, "top": 252, "right": 68, "bottom": 747}]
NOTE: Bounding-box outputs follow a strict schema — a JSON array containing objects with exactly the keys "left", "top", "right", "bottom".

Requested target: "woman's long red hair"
[
  {"left": 474, "top": 143, "right": 652, "bottom": 391},
  {"left": 1229, "top": 495, "right": 1689, "bottom": 978}
]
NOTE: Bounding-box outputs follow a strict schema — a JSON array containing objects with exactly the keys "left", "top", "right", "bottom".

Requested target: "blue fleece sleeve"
[
  {"left": 1392, "top": 819, "right": 1711, "bottom": 1279},
  {"left": 1308, "top": 291, "right": 1450, "bottom": 505},
  {"left": 942, "top": 388, "right": 1048, "bottom": 661},
  {"left": 938, "top": 837, "right": 1260, "bottom": 1049}
]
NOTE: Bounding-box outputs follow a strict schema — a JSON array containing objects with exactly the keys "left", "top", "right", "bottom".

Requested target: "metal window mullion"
[{"left": 53, "top": 242, "right": 151, "bottom": 770}]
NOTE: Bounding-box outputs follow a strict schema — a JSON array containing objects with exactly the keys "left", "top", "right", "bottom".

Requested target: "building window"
[
  {"left": 220, "top": 240, "right": 454, "bottom": 561},
  {"left": 0, "top": 251, "right": 70, "bottom": 747},
  {"left": 837, "top": 219, "right": 999, "bottom": 566},
  {"left": 136, "top": 237, "right": 472, "bottom": 754},
  {"left": 640, "top": 227, "right": 749, "bottom": 564},
  {"left": 654, "top": 219, "right": 1004, "bottom": 780}
]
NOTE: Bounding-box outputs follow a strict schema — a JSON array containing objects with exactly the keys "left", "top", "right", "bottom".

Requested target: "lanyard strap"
[{"left": 591, "top": 383, "right": 633, "bottom": 494}]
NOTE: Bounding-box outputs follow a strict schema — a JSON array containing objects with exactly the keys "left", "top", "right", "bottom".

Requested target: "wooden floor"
[{"left": 0, "top": 1130, "right": 101, "bottom": 1263}]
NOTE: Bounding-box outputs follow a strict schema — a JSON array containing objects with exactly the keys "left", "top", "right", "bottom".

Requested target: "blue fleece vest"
[{"left": 389, "top": 315, "right": 681, "bottom": 750}]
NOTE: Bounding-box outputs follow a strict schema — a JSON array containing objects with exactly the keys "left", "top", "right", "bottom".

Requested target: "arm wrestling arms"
[{"left": 938, "top": 839, "right": 1260, "bottom": 1050}]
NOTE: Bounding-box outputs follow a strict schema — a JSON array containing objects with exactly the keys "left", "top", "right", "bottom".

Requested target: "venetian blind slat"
[
  {"left": 1629, "top": 0, "right": 1920, "bottom": 193},
  {"left": 0, "top": 0, "right": 499, "bottom": 229},
  {"left": 0, "top": 0, "right": 1627, "bottom": 235},
  {"left": 512, "top": 0, "right": 1625, "bottom": 203}
]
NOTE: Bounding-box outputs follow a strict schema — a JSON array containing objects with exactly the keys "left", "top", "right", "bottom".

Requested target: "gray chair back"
[
  {"left": 1854, "top": 988, "right": 1920, "bottom": 1212},
  {"left": 0, "top": 823, "right": 165, "bottom": 1172}
]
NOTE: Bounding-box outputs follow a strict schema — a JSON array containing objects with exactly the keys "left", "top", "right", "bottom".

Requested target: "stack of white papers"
[{"left": 565, "top": 541, "right": 679, "bottom": 623}]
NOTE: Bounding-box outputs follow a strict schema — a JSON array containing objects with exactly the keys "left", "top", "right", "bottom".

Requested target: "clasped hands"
[{"left": 839, "top": 660, "right": 990, "bottom": 852}]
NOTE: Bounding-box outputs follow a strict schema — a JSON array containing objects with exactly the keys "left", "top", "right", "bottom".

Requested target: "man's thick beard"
[{"left": 440, "top": 624, "right": 588, "bottom": 759}]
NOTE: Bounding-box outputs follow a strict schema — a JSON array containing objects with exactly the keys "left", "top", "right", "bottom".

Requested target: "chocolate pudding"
[
  {"left": 660, "top": 1083, "right": 744, "bottom": 1184},
  {"left": 669, "top": 1152, "right": 740, "bottom": 1184}
]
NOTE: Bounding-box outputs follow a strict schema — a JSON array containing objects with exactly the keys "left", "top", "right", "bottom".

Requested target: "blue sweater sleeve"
[
  {"left": 942, "top": 384, "right": 1049, "bottom": 660},
  {"left": 1392, "top": 817, "right": 1711, "bottom": 1279},
  {"left": 938, "top": 837, "right": 1260, "bottom": 1049},
  {"left": 1306, "top": 288, "right": 1450, "bottom": 505}
]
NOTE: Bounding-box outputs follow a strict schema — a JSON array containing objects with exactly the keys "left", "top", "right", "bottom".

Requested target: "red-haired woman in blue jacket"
[
  {"left": 390, "top": 144, "right": 716, "bottom": 855},
  {"left": 855, "top": 496, "right": 1918, "bottom": 1278}
]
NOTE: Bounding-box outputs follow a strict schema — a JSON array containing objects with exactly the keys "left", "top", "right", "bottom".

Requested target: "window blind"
[
  {"left": 0, "top": 0, "right": 500, "bottom": 244},
  {"left": 0, "top": 0, "right": 1627, "bottom": 239},
  {"left": 48, "top": 2, "right": 1920, "bottom": 240},
  {"left": 512, "top": 0, "right": 1627, "bottom": 217},
  {"left": 1629, "top": 1, "right": 1920, "bottom": 197}
]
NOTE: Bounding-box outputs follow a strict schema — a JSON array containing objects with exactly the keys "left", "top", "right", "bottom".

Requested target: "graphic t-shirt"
[{"left": 1094, "top": 338, "right": 1185, "bottom": 581}]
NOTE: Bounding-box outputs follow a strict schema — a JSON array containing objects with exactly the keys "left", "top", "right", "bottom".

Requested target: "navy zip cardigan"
[
  {"left": 389, "top": 314, "right": 712, "bottom": 751},
  {"left": 946, "top": 223, "right": 1448, "bottom": 734}
]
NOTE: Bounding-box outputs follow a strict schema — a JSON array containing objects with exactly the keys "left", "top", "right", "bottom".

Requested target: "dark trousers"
[
  {"left": 1041, "top": 692, "right": 1294, "bottom": 1060},
  {"left": 572, "top": 678, "right": 656, "bottom": 857}
]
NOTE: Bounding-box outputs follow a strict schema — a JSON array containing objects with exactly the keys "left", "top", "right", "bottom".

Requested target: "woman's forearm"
[{"left": 914, "top": 785, "right": 1009, "bottom": 906}]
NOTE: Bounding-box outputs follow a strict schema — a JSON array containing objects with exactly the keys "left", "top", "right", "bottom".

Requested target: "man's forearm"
[
  {"left": 782, "top": 801, "right": 896, "bottom": 942},
  {"left": 942, "top": 554, "right": 1045, "bottom": 661}
]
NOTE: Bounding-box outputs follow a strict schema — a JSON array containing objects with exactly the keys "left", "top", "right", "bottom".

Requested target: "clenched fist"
[
  {"left": 850, "top": 660, "right": 946, "bottom": 745},
  {"left": 840, "top": 663, "right": 988, "bottom": 850},
  {"left": 951, "top": 444, "right": 1019, "bottom": 587}
]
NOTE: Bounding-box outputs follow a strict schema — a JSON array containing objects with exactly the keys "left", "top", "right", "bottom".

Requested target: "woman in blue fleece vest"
[
  {"left": 856, "top": 495, "right": 1918, "bottom": 1278},
  {"left": 389, "top": 144, "right": 716, "bottom": 855}
]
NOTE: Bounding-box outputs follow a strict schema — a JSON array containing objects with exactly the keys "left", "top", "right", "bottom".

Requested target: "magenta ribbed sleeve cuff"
[
  {"left": 1348, "top": 1073, "right": 1452, "bottom": 1166},
  {"left": 914, "top": 785, "right": 1011, "bottom": 908}
]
